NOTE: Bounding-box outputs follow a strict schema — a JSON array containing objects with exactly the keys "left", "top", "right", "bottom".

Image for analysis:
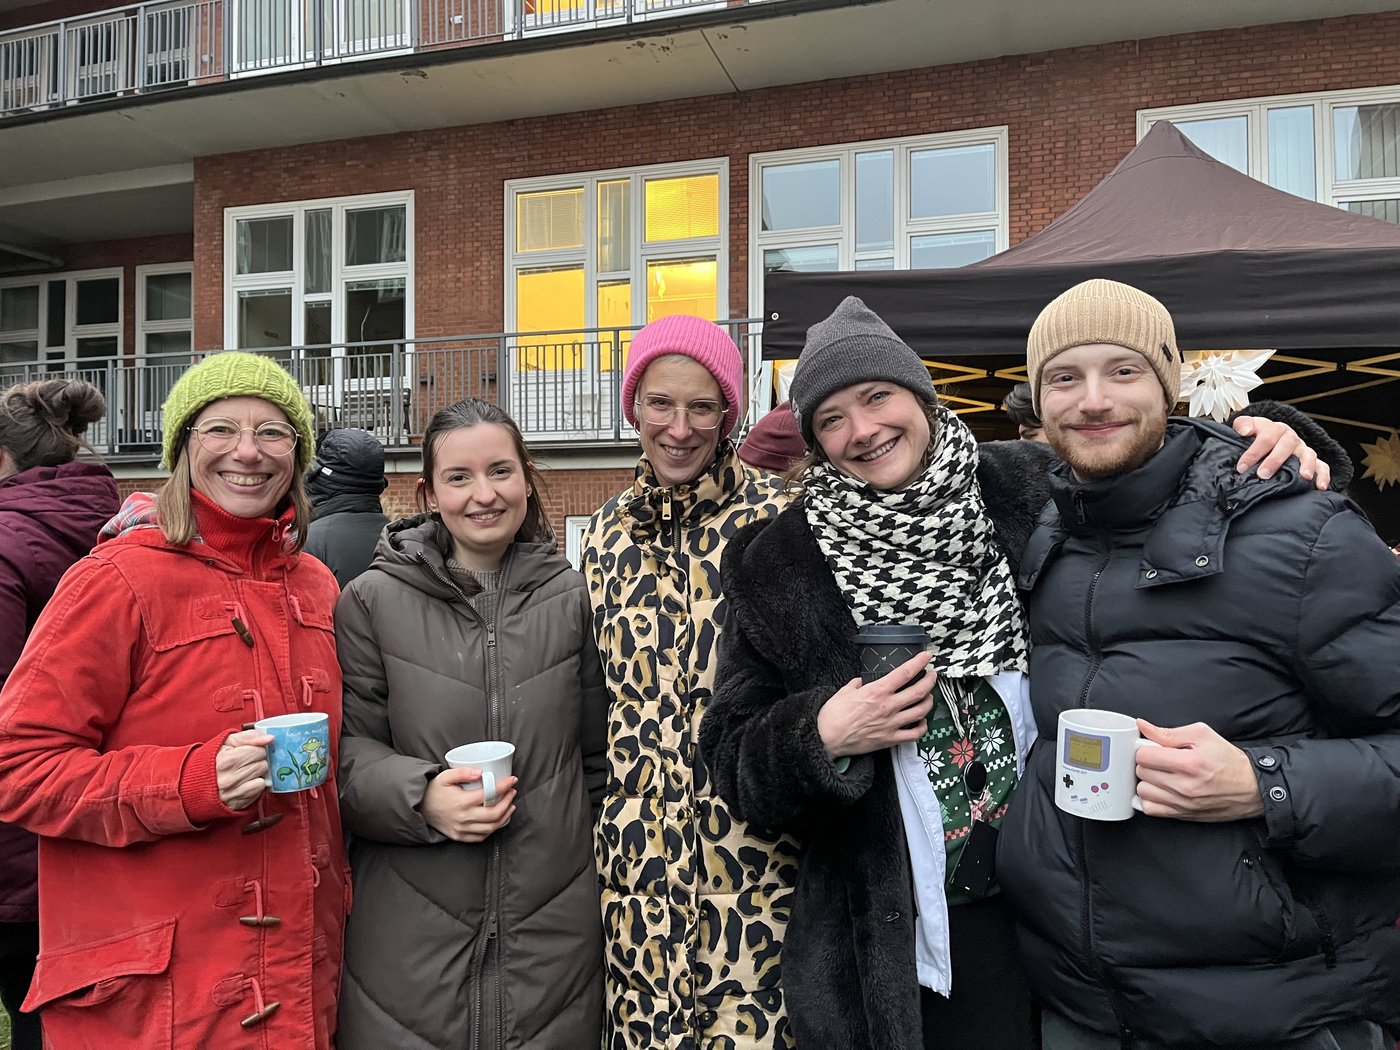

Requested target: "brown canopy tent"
[{"left": 761, "top": 121, "right": 1400, "bottom": 539}]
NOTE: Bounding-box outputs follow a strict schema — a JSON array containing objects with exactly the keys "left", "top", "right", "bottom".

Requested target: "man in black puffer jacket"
[{"left": 999, "top": 279, "right": 1400, "bottom": 1050}]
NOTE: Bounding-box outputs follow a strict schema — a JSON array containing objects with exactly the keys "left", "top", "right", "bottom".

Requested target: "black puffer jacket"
[{"left": 999, "top": 419, "right": 1400, "bottom": 1046}]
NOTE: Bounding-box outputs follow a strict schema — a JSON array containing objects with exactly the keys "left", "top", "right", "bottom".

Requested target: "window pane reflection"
[
  {"left": 910, "top": 144, "right": 995, "bottom": 217},
  {"left": 856, "top": 151, "right": 893, "bottom": 252},
  {"left": 909, "top": 230, "right": 996, "bottom": 269},
  {"left": 760, "top": 160, "right": 839, "bottom": 232}
]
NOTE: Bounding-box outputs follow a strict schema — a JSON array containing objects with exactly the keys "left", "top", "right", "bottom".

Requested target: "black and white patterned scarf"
[{"left": 803, "top": 405, "right": 1029, "bottom": 678}]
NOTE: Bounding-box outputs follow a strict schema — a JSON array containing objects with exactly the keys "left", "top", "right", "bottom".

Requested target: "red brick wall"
[{"left": 192, "top": 10, "right": 1400, "bottom": 348}]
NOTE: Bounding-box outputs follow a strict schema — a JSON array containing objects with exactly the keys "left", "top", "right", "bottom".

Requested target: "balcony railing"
[
  {"left": 0, "top": 0, "right": 745, "bottom": 116},
  {"left": 0, "top": 321, "right": 764, "bottom": 458}
]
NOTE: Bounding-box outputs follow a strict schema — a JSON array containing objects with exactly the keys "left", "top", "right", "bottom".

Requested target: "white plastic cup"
[{"left": 444, "top": 741, "right": 515, "bottom": 804}]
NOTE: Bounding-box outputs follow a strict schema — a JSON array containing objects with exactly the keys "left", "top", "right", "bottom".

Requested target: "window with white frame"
[
  {"left": 504, "top": 161, "right": 726, "bottom": 437},
  {"left": 750, "top": 129, "right": 1010, "bottom": 298},
  {"left": 0, "top": 269, "right": 122, "bottom": 377},
  {"left": 564, "top": 514, "right": 590, "bottom": 570},
  {"left": 224, "top": 191, "right": 413, "bottom": 357},
  {"left": 748, "top": 129, "right": 1008, "bottom": 410},
  {"left": 1140, "top": 86, "right": 1400, "bottom": 221},
  {"left": 136, "top": 263, "right": 193, "bottom": 426},
  {"left": 506, "top": 160, "right": 727, "bottom": 349}
]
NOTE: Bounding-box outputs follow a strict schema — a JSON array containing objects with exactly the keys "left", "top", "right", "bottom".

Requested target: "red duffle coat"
[{"left": 0, "top": 491, "right": 349, "bottom": 1049}]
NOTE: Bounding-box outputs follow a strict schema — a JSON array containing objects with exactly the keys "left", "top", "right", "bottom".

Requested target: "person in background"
[
  {"left": 335, "top": 399, "right": 606, "bottom": 1050},
  {"left": 738, "top": 400, "right": 806, "bottom": 476},
  {"left": 0, "top": 378, "right": 118, "bottom": 1050},
  {"left": 1000, "top": 279, "right": 1398, "bottom": 1049},
  {"left": 580, "top": 315, "right": 797, "bottom": 1049},
  {"left": 0, "top": 352, "right": 348, "bottom": 1047},
  {"left": 1001, "top": 381, "right": 1045, "bottom": 442},
  {"left": 304, "top": 427, "right": 390, "bottom": 589},
  {"left": 700, "top": 295, "right": 1338, "bottom": 1050}
]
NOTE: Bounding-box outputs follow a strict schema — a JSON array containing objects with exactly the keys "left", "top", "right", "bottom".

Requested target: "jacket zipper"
[
  {"left": 1074, "top": 537, "right": 1136, "bottom": 1047},
  {"left": 415, "top": 548, "right": 510, "bottom": 1050}
]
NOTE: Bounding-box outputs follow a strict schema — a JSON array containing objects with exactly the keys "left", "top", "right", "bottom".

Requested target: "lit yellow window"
[
  {"left": 646, "top": 257, "right": 717, "bottom": 323},
  {"left": 515, "top": 266, "right": 584, "bottom": 370},
  {"left": 644, "top": 175, "right": 719, "bottom": 242},
  {"left": 597, "top": 279, "right": 631, "bottom": 372},
  {"left": 598, "top": 180, "right": 630, "bottom": 272},
  {"left": 516, "top": 188, "right": 584, "bottom": 253}
]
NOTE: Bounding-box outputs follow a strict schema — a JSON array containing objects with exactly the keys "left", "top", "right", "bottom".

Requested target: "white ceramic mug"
[
  {"left": 1054, "top": 709, "right": 1161, "bottom": 821},
  {"left": 444, "top": 741, "right": 515, "bottom": 804}
]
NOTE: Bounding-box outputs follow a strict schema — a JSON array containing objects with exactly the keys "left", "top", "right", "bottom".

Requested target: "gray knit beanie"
[{"left": 789, "top": 296, "right": 937, "bottom": 444}]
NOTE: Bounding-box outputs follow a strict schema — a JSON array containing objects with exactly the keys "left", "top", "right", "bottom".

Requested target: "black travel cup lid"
[{"left": 852, "top": 623, "right": 930, "bottom": 646}]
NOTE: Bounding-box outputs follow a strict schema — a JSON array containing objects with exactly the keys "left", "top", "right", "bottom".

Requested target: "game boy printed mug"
[{"left": 1054, "top": 708, "right": 1161, "bottom": 821}]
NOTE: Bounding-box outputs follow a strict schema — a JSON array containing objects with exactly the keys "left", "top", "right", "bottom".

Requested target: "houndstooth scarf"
[{"left": 803, "top": 405, "right": 1029, "bottom": 679}]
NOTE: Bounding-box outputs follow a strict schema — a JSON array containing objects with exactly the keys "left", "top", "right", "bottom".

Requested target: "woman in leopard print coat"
[{"left": 581, "top": 315, "right": 797, "bottom": 1050}]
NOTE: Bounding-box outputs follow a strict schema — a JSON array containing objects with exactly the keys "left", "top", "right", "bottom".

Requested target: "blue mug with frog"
[{"left": 255, "top": 712, "right": 331, "bottom": 793}]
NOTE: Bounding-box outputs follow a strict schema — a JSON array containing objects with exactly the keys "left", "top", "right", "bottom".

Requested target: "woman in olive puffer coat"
[{"left": 335, "top": 400, "right": 607, "bottom": 1050}]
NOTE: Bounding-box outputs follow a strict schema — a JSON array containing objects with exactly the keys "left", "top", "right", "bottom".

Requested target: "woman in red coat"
[
  {"left": 0, "top": 352, "right": 348, "bottom": 1049},
  {"left": 0, "top": 378, "right": 119, "bottom": 1050}
]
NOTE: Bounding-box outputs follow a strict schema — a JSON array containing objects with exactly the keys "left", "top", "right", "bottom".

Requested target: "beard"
[{"left": 1045, "top": 410, "right": 1167, "bottom": 482}]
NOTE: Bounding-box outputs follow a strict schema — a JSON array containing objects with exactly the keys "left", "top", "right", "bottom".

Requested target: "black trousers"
[
  {"left": 920, "top": 895, "right": 1039, "bottom": 1049},
  {"left": 0, "top": 921, "right": 40, "bottom": 1050}
]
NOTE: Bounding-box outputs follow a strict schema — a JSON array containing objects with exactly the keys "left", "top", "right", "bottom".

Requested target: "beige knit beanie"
[{"left": 1026, "top": 279, "right": 1181, "bottom": 414}]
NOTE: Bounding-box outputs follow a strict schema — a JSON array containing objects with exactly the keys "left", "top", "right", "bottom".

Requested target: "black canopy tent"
[
  {"left": 761, "top": 121, "right": 1400, "bottom": 361},
  {"left": 760, "top": 121, "right": 1400, "bottom": 539}
]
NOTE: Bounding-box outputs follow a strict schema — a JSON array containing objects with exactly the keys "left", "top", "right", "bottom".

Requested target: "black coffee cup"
[{"left": 852, "top": 624, "right": 931, "bottom": 685}]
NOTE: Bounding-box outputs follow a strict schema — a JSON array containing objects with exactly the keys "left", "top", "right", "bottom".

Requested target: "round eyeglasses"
[
  {"left": 634, "top": 395, "right": 727, "bottom": 430},
  {"left": 188, "top": 418, "right": 299, "bottom": 457}
]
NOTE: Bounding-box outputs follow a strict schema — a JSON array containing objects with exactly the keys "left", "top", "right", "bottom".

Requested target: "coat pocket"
[{"left": 25, "top": 919, "right": 176, "bottom": 1049}]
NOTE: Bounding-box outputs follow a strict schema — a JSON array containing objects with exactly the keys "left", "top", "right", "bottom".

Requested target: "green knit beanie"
[{"left": 161, "top": 352, "right": 316, "bottom": 472}]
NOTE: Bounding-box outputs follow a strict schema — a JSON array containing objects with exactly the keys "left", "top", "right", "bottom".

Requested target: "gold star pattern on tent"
[
  {"left": 1360, "top": 432, "right": 1400, "bottom": 491},
  {"left": 1178, "top": 349, "right": 1274, "bottom": 421}
]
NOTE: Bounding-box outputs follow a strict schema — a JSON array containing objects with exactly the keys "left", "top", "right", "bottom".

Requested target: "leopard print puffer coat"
[{"left": 581, "top": 443, "right": 797, "bottom": 1050}]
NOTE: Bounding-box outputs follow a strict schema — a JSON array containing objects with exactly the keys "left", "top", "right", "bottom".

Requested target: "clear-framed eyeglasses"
[
  {"left": 188, "top": 418, "right": 299, "bottom": 457},
  {"left": 634, "top": 395, "right": 727, "bottom": 430}
]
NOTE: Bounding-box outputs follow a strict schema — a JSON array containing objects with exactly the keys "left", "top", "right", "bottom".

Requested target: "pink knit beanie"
[{"left": 621, "top": 315, "right": 743, "bottom": 437}]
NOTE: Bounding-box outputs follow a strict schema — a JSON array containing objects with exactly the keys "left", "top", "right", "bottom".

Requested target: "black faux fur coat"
[{"left": 698, "top": 438, "right": 1055, "bottom": 1050}]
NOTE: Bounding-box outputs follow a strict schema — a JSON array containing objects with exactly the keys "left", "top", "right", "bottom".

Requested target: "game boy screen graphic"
[{"left": 1064, "top": 731, "right": 1110, "bottom": 772}]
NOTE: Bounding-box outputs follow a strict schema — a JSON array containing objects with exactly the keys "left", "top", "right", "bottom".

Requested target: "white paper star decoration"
[
  {"left": 1361, "top": 432, "right": 1400, "bottom": 491},
  {"left": 1178, "top": 349, "right": 1275, "bottom": 421}
]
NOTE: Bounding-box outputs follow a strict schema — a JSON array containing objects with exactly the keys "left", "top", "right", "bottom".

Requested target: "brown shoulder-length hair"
[
  {"left": 416, "top": 399, "right": 552, "bottom": 546},
  {"left": 782, "top": 394, "right": 943, "bottom": 494},
  {"left": 155, "top": 424, "right": 311, "bottom": 552}
]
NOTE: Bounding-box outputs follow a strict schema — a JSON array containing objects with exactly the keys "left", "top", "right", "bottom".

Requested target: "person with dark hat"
[
  {"left": 700, "top": 294, "right": 1338, "bottom": 1050},
  {"left": 999, "top": 278, "right": 1400, "bottom": 1049},
  {"left": 738, "top": 400, "right": 806, "bottom": 475},
  {"left": 305, "top": 428, "right": 390, "bottom": 589},
  {"left": 0, "top": 351, "right": 348, "bottom": 1047},
  {"left": 1000, "top": 381, "right": 1045, "bottom": 442}
]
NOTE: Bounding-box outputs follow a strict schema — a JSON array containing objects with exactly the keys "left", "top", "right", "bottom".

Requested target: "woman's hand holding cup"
[
  {"left": 216, "top": 729, "right": 275, "bottom": 810},
  {"left": 421, "top": 767, "right": 518, "bottom": 843},
  {"left": 817, "top": 650, "right": 935, "bottom": 761}
]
